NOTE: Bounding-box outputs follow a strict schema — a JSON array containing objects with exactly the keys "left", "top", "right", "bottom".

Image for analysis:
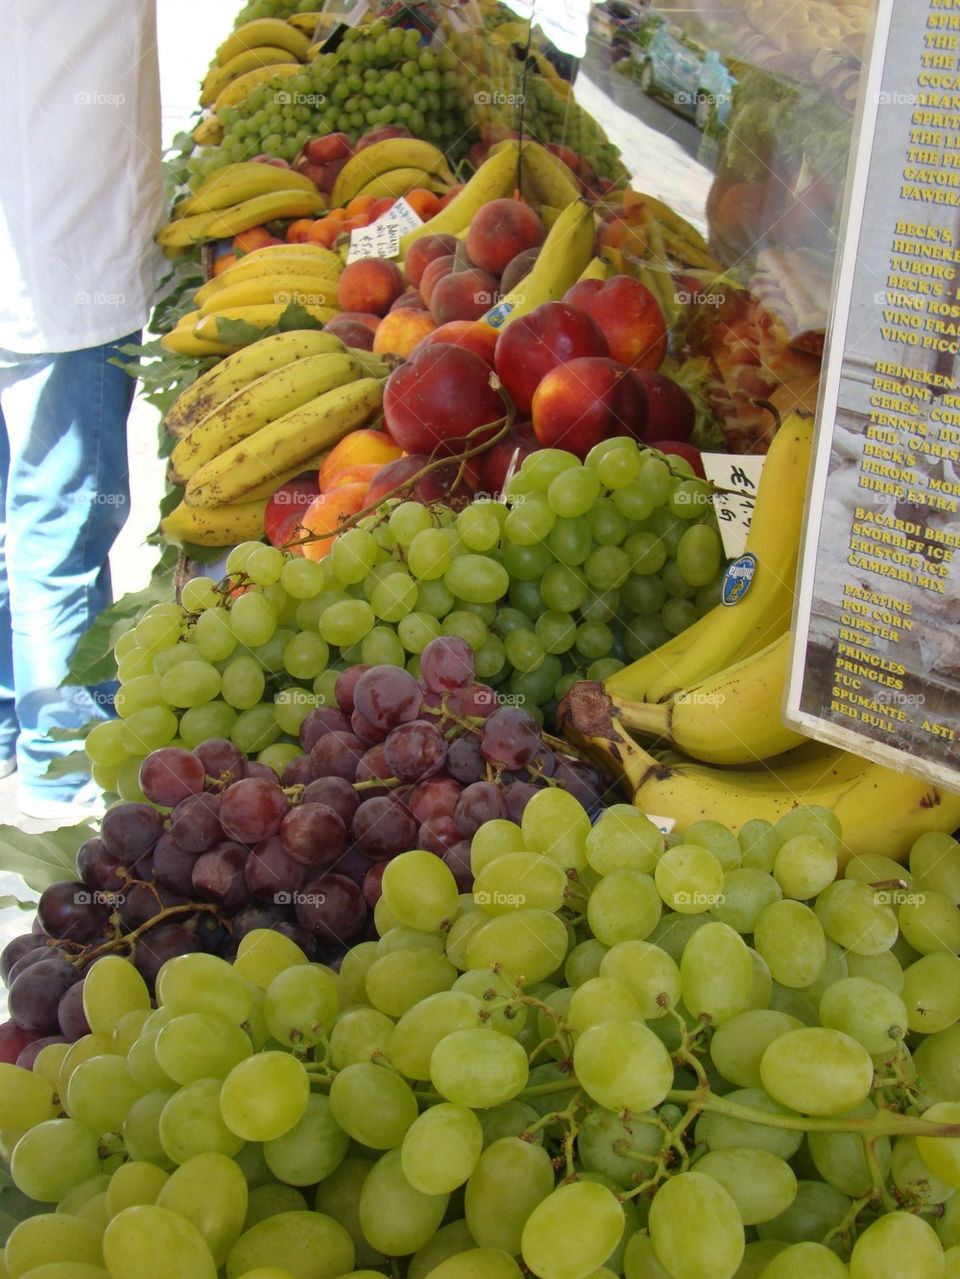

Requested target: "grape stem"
[
  {"left": 865, "top": 1136, "right": 898, "bottom": 1213},
  {"left": 670, "top": 1089, "right": 960, "bottom": 1139},
  {"left": 75, "top": 901, "right": 222, "bottom": 965}
]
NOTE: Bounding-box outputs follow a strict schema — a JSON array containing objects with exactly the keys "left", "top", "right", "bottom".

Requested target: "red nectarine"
[
  {"left": 531, "top": 356, "right": 645, "bottom": 458},
  {"left": 564, "top": 275, "right": 668, "bottom": 370},
  {"left": 383, "top": 343, "right": 505, "bottom": 455},
  {"left": 493, "top": 302, "right": 609, "bottom": 415}
]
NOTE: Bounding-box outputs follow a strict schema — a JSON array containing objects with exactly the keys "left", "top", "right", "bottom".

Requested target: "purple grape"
[
  {"left": 245, "top": 835, "right": 306, "bottom": 904},
  {"left": 101, "top": 802, "right": 164, "bottom": 864},
  {"left": 480, "top": 707, "right": 542, "bottom": 769},
  {"left": 353, "top": 667, "right": 422, "bottom": 733},
  {"left": 134, "top": 923, "right": 201, "bottom": 989},
  {"left": 454, "top": 781, "right": 507, "bottom": 838},
  {"left": 443, "top": 840, "right": 473, "bottom": 892},
  {"left": 419, "top": 815, "right": 461, "bottom": 854},
  {"left": 310, "top": 731, "right": 366, "bottom": 782},
  {"left": 153, "top": 833, "right": 200, "bottom": 897},
  {"left": 351, "top": 707, "right": 384, "bottom": 746},
  {"left": 37, "top": 881, "right": 110, "bottom": 945},
  {"left": 421, "top": 635, "right": 475, "bottom": 692},
  {"left": 76, "top": 838, "right": 131, "bottom": 895},
  {"left": 232, "top": 903, "right": 289, "bottom": 941},
  {"left": 350, "top": 796, "right": 417, "bottom": 861},
  {"left": 355, "top": 744, "right": 394, "bottom": 797},
  {"left": 332, "top": 844, "right": 370, "bottom": 886},
  {"left": 220, "top": 778, "right": 290, "bottom": 844},
  {"left": 280, "top": 803, "right": 347, "bottom": 868},
  {"left": 446, "top": 735, "right": 486, "bottom": 785},
  {"left": 245, "top": 762, "right": 279, "bottom": 782},
  {"left": 407, "top": 776, "right": 462, "bottom": 823},
  {"left": 192, "top": 843, "right": 248, "bottom": 912},
  {"left": 192, "top": 912, "right": 232, "bottom": 956},
  {"left": 504, "top": 781, "right": 538, "bottom": 823},
  {"left": 299, "top": 706, "right": 352, "bottom": 751},
  {"left": 272, "top": 921, "right": 318, "bottom": 960},
  {"left": 118, "top": 881, "right": 183, "bottom": 931},
  {"left": 334, "top": 665, "right": 371, "bottom": 715},
  {"left": 168, "top": 792, "right": 221, "bottom": 853},
  {"left": 294, "top": 872, "right": 367, "bottom": 943},
  {"left": 9, "top": 957, "right": 81, "bottom": 1033},
  {"left": 1, "top": 934, "right": 45, "bottom": 984},
  {"left": 361, "top": 860, "right": 387, "bottom": 909},
  {"left": 7, "top": 945, "right": 60, "bottom": 985},
  {"left": 383, "top": 720, "right": 447, "bottom": 782},
  {"left": 301, "top": 776, "right": 360, "bottom": 827},
  {"left": 281, "top": 755, "right": 319, "bottom": 787},
  {"left": 553, "top": 757, "right": 607, "bottom": 811},
  {"left": 139, "top": 748, "right": 206, "bottom": 808},
  {"left": 16, "top": 1034, "right": 67, "bottom": 1070},
  {"left": 57, "top": 979, "right": 91, "bottom": 1040},
  {"left": 195, "top": 738, "right": 247, "bottom": 789}
]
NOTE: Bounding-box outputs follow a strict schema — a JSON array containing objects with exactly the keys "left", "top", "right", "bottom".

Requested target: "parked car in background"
[
  {"left": 587, "top": 0, "right": 644, "bottom": 63},
  {"left": 636, "top": 19, "right": 735, "bottom": 129}
]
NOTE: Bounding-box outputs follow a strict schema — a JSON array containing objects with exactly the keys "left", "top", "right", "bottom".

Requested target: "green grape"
[
  {"left": 547, "top": 467, "right": 600, "bottom": 518},
  {"left": 470, "top": 819, "right": 526, "bottom": 873},
  {"left": 508, "top": 577, "right": 544, "bottom": 618},
  {"left": 84, "top": 717, "right": 129, "bottom": 766},
  {"left": 458, "top": 503, "right": 504, "bottom": 552},
  {"left": 694, "top": 1146, "right": 797, "bottom": 1224},
  {"left": 244, "top": 1181, "right": 307, "bottom": 1228},
  {"left": 465, "top": 1137, "right": 555, "bottom": 1253},
  {"left": 910, "top": 831, "right": 960, "bottom": 901},
  {"left": 10, "top": 1118, "right": 102, "bottom": 1202},
  {"left": 473, "top": 852, "right": 566, "bottom": 916},
  {"left": 159, "top": 1078, "right": 243, "bottom": 1165},
  {"left": 445, "top": 555, "right": 509, "bottom": 604},
  {"left": 329, "top": 528, "right": 377, "bottom": 585},
  {"left": 773, "top": 835, "right": 838, "bottom": 900},
  {"left": 914, "top": 1023, "right": 960, "bottom": 1100},
  {"left": 476, "top": 633, "right": 507, "bottom": 680},
  {"left": 466, "top": 908, "right": 568, "bottom": 984},
  {"left": 178, "top": 700, "right": 236, "bottom": 750},
  {"left": 807, "top": 1101, "right": 891, "bottom": 1197},
  {"left": 135, "top": 606, "right": 183, "bottom": 651},
  {"left": 515, "top": 449, "right": 580, "bottom": 492},
  {"left": 157, "top": 953, "right": 252, "bottom": 1024},
  {"left": 775, "top": 804, "right": 843, "bottom": 850},
  {"left": 228, "top": 592, "right": 277, "bottom": 646},
  {"left": 358, "top": 1148, "right": 448, "bottom": 1258},
  {"left": 382, "top": 851, "right": 459, "bottom": 932},
  {"left": 521, "top": 1181, "right": 625, "bottom": 1279},
  {"left": 231, "top": 704, "right": 280, "bottom": 754},
  {"left": 902, "top": 952, "right": 960, "bottom": 1033},
  {"left": 313, "top": 667, "right": 341, "bottom": 706},
  {"left": 115, "top": 674, "right": 162, "bottom": 717},
  {"left": 82, "top": 955, "right": 150, "bottom": 1034},
  {"left": 0, "top": 1062, "right": 53, "bottom": 1130},
  {"left": 154, "top": 1013, "right": 252, "bottom": 1084},
  {"left": 280, "top": 556, "right": 324, "bottom": 599},
  {"left": 422, "top": 1248, "right": 524, "bottom": 1278},
  {"left": 647, "top": 1171, "right": 744, "bottom": 1279},
  {"left": 282, "top": 631, "right": 328, "bottom": 679},
  {"left": 600, "top": 940, "right": 682, "bottom": 1019},
  {"left": 261, "top": 1094, "right": 349, "bottom": 1188},
  {"left": 815, "top": 880, "right": 898, "bottom": 954},
  {"left": 586, "top": 808, "right": 662, "bottom": 878},
  {"left": 709, "top": 1009, "right": 803, "bottom": 1089},
  {"left": 126, "top": 1028, "right": 173, "bottom": 1091},
  {"left": 417, "top": 577, "right": 456, "bottom": 618},
  {"left": 430, "top": 1029, "right": 528, "bottom": 1108},
  {"left": 522, "top": 787, "right": 590, "bottom": 872},
  {"left": 504, "top": 497, "right": 556, "bottom": 545},
  {"left": 675, "top": 523, "right": 723, "bottom": 586},
  {"left": 194, "top": 609, "right": 237, "bottom": 661},
  {"left": 439, "top": 610, "right": 486, "bottom": 650},
  {"left": 65, "top": 1053, "right": 143, "bottom": 1133},
  {"left": 849, "top": 1211, "right": 945, "bottom": 1279},
  {"left": 30, "top": 1042, "right": 70, "bottom": 1092},
  {"left": 891, "top": 1133, "right": 953, "bottom": 1207},
  {"left": 220, "top": 1052, "right": 309, "bottom": 1142},
  {"left": 760, "top": 1027, "right": 873, "bottom": 1116},
  {"left": 534, "top": 610, "right": 577, "bottom": 655},
  {"left": 401, "top": 1103, "right": 483, "bottom": 1195},
  {"left": 408, "top": 528, "right": 457, "bottom": 579},
  {"left": 327, "top": 1061, "right": 420, "bottom": 1151},
  {"left": 264, "top": 963, "right": 338, "bottom": 1047},
  {"left": 565, "top": 938, "right": 610, "bottom": 987},
  {"left": 755, "top": 1178, "right": 852, "bottom": 1246},
  {"left": 106, "top": 1160, "right": 169, "bottom": 1214},
  {"left": 573, "top": 1019, "right": 673, "bottom": 1112},
  {"left": 548, "top": 516, "right": 592, "bottom": 565},
  {"left": 504, "top": 627, "right": 545, "bottom": 673},
  {"left": 622, "top": 1231, "right": 674, "bottom": 1279},
  {"left": 221, "top": 655, "right": 266, "bottom": 710},
  {"left": 387, "top": 991, "right": 484, "bottom": 1081},
  {"left": 329, "top": 1007, "right": 394, "bottom": 1071},
  {"left": 655, "top": 843, "right": 724, "bottom": 914},
  {"left": 668, "top": 478, "right": 712, "bottom": 520},
  {"left": 845, "top": 947, "right": 904, "bottom": 993},
  {"left": 540, "top": 563, "right": 588, "bottom": 613},
  {"left": 159, "top": 660, "right": 221, "bottom": 708},
  {"left": 587, "top": 868, "right": 661, "bottom": 945},
  {"left": 398, "top": 610, "right": 442, "bottom": 653},
  {"left": 753, "top": 899, "right": 827, "bottom": 988},
  {"left": 567, "top": 976, "right": 640, "bottom": 1032},
  {"left": 661, "top": 597, "right": 697, "bottom": 635},
  {"left": 153, "top": 1151, "right": 247, "bottom": 1267},
  {"left": 101, "top": 1203, "right": 216, "bottom": 1279},
  {"left": 695, "top": 1087, "right": 803, "bottom": 1160},
  {"left": 760, "top": 1242, "right": 850, "bottom": 1279},
  {"left": 711, "top": 868, "right": 782, "bottom": 934},
  {"left": 596, "top": 444, "right": 641, "bottom": 489},
  {"left": 319, "top": 598, "right": 375, "bottom": 645},
  {"left": 273, "top": 687, "right": 316, "bottom": 736},
  {"left": 228, "top": 1209, "right": 355, "bottom": 1278},
  {"left": 445, "top": 912, "right": 487, "bottom": 970},
  {"left": 817, "top": 977, "right": 907, "bottom": 1055},
  {"left": 680, "top": 920, "right": 754, "bottom": 1024},
  {"left": 899, "top": 889, "right": 960, "bottom": 955}
]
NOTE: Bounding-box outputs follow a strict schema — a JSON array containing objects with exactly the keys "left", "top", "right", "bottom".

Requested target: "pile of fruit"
[{"left": 5, "top": 787, "right": 960, "bottom": 1278}]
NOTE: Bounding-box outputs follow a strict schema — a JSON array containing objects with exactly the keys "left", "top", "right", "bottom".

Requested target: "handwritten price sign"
[{"left": 346, "top": 197, "right": 423, "bottom": 264}]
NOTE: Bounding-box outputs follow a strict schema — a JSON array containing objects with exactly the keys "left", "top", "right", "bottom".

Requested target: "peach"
[
  {"left": 355, "top": 125, "right": 413, "bottom": 151},
  {"left": 301, "top": 483, "right": 370, "bottom": 560},
  {"left": 563, "top": 275, "right": 667, "bottom": 370},
  {"left": 419, "top": 254, "right": 457, "bottom": 306},
  {"left": 435, "top": 183, "right": 464, "bottom": 211},
  {"left": 405, "top": 188, "right": 441, "bottom": 221},
  {"left": 429, "top": 267, "right": 500, "bottom": 325},
  {"left": 404, "top": 233, "right": 459, "bottom": 288},
  {"left": 372, "top": 308, "right": 437, "bottom": 358},
  {"left": 335, "top": 312, "right": 381, "bottom": 334},
  {"left": 337, "top": 258, "right": 406, "bottom": 316},
  {"left": 411, "top": 320, "right": 498, "bottom": 366},
  {"left": 493, "top": 301, "right": 609, "bottom": 414},
  {"left": 390, "top": 288, "right": 428, "bottom": 312},
  {"left": 500, "top": 246, "right": 540, "bottom": 295},
  {"left": 531, "top": 356, "right": 645, "bottom": 457},
  {"left": 320, "top": 462, "right": 382, "bottom": 493},
  {"left": 466, "top": 198, "right": 545, "bottom": 276},
  {"left": 265, "top": 474, "right": 321, "bottom": 551},
  {"left": 319, "top": 428, "right": 403, "bottom": 493},
  {"left": 323, "top": 316, "right": 376, "bottom": 350},
  {"left": 303, "top": 133, "right": 352, "bottom": 164}
]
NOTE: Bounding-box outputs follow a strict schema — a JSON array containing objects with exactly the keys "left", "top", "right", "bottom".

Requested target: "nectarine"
[
  {"left": 319, "top": 429, "right": 402, "bottom": 493},
  {"left": 466, "top": 198, "right": 545, "bottom": 275},
  {"left": 563, "top": 275, "right": 667, "bottom": 370},
  {"left": 301, "top": 483, "right": 370, "bottom": 560},
  {"left": 383, "top": 343, "right": 504, "bottom": 455},
  {"left": 429, "top": 267, "right": 500, "bottom": 325},
  {"left": 493, "top": 301, "right": 609, "bottom": 415},
  {"left": 411, "top": 320, "right": 498, "bottom": 366},
  {"left": 531, "top": 356, "right": 645, "bottom": 457}
]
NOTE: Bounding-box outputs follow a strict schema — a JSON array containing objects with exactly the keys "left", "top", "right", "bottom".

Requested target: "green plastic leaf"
[
  {"left": 43, "top": 751, "right": 92, "bottom": 780},
  {"left": 47, "top": 723, "right": 101, "bottom": 743},
  {"left": 0, "top": 821, "right": 94, "bottom": 892},
  {"left": 0, "top": 894, "right": 37, "bottom": 912}
]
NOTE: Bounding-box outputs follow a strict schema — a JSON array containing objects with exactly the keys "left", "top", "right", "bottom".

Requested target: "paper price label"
[
  {"left": 644, "top": 813, "right": 677, "bottom": 836},
  {"left": 346, "top": 197, "right": 423, "bottom": 264},
  {"left": 702, "top": 453, "right": 766, "bottom": 559}
]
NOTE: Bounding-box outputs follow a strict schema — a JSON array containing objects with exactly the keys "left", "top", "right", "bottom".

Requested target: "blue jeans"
[{"left": 0, "top": 336, "right": 137, "bottom": 804}]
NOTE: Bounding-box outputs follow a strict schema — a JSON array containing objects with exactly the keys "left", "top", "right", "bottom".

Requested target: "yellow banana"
[
  {"left": 611, "top": 633, "right": 808, "bottom": 765},
  {"left": 210, "top": 241, "right": 341, "bottom": 277},
  {"left": 185, "top": 377, "right": 384, "bottom": 508},
  {"left": 355, "top": 167, "right": 451, "bottom": 200},
  {"left": 560, "top": 684, "right": 960, "bottom": 866},
  {"left": 195, "top": 265, "right": 341, "bottom": 308},
  {"left": 198, "top": 278, "right": 339, "bottom": 316},
  {"left": 518, "top": 140, "right": 582, "bottom": 210},
  {"left": 213, "top": 62, "right": 302, "bottom": 112},
  {"left": 156, "top": 191, "right": 327, "bottom": 247},
  {"left": 201, "top": 47, "right": 302, "bottom": 107},
  {"left": 163, "top": 329, "right": 348, "bottom": 438},
  {"left": 194, "top": 305, "right": 338, "bottom": 344},
  {"left": 160, "top": 323, "right": 232, "bottom": 358},
  {"left": 161, "top": 498, "right": 268, "bottom": 547},
  {"left": 399, "top": 142, "right": 521, "bottom": 254},
  {"left": 216, "top": 19, "right": 312, "bottom": 65},
  {"left": 176, "top": 162, "right": 319, "bottom": 216},
  {"left": 242, "top": 449, "right": 330, "bottom": 501},
  {"left": 331, "top": 140, "right": 455, "bottom": 208},
  {"left": 605, "top": 413, "right": 815, "bottom": 705},
  {"left": 168, "top": 351, "right": 363, "bottom": 483},
  {"left": 287, "top": 13, "right": 325, "bottom": 35},
  {"left": 578, "top": 257, "right": 611, "bottom": 282},
  {"left": 193, "top": 116, "right": 225, "bottom": 147},
  {"left": 480, "top": 198, "right": 596, "bottom": 331}
]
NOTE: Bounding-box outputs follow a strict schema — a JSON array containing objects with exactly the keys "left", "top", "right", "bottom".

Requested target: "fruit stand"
[{"left": 5, "top": 1, "right": 960, "bottom": 1278}]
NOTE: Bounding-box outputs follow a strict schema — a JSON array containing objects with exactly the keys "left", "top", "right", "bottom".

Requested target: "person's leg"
[
  {"left": 0, "top": 394, "right": 16, "bottom": 772},
  {"left": 1, "top": 336, "right": 137, "bottom": 814}
]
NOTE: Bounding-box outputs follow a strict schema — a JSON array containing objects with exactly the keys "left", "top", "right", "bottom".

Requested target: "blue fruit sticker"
[{"left": 720, "top": 553, "right": 757, "bottom": 606}]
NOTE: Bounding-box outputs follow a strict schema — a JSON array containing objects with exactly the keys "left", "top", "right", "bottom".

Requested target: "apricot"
[
  {"left": 429, "top": 267, "right": 500, "bottom": 325},
  {"left": 372, "top": 308, "right": 437, "bottom": 358},
  {"left": 404, "top": 233, "right": 459, "bottom": 288},
  {"left": 234, "top": 227, "right": 281, "bottom": 253},
  {"left": 466, "top": 198, "right": 545, "bottom": 276},
  {"left": 344, "top": 194, "right": 377, "bottom": 220},
  {"left": 301, "top": 483, "right": 370, "bottom": 560},
  {"left": 306, "top": 218, "right": 342, "bottom": 249},
  {"left": 337, "top": 258, "right": 405, "bottom": 316},
  {"left": 286, "top": 219, "right": 315, "bottom": 244},
  {"left": 319, "top": 429, "right": 403, "bottom": 492}
]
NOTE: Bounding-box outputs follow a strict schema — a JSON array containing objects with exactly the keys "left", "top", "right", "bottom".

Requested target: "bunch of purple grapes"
[{"left": 0, "top": 636, "right": 606, "bottom": 1056}]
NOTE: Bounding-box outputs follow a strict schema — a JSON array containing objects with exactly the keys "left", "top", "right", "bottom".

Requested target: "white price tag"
[
  {"left": 644, "top": 813, "right": 677, "bottom": 836},
  {"left": 345, "top": 198, "right": 423, "bottom": 264},
  {"left": 702, "top": 453, "right": 766, "bottom": 559}
]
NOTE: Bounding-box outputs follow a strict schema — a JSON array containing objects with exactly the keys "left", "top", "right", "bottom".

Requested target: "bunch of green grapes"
[
  {"left": 189, "top": 21, "right": 470, "bottom": 183},
  {"left": 232, "top": 0, "right": 317, "bottom": 26}
]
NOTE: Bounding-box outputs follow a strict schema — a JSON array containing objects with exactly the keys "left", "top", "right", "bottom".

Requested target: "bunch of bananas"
[
  {"left": 199, "top": 18, "right": 312, "bottom": 109},
  {"left": 157, "top": 163, "right": 327, "bottom": 254},
  {"left": 161, "top": 330, "right": 389, "bottom": 547},
  {"left": 560, "top": 416, "right": 960, "bottom": 861},
  {"left": 161, "top": 241, "right": 346, "bottom": 357},
  {"left": 329, "top": 138, "right": 455, "bottom": 207}
]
